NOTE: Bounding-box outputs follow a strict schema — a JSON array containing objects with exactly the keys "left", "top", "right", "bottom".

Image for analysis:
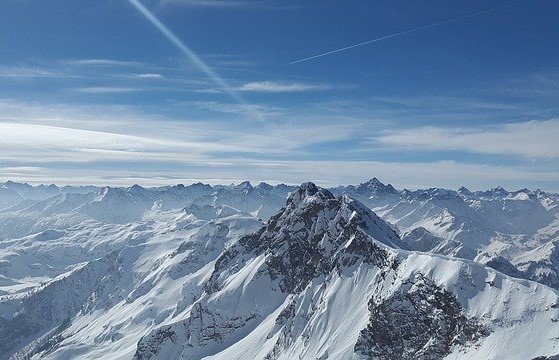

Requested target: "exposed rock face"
[
  {"left": 133, "top": 303, "right": 259, "bottom": 360},
  {"left": 355, "top": 274, "right": 486, "bottom": 360}
]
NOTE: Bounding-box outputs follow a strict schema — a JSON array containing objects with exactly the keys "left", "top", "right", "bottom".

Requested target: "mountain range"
[{"left": 0, "top": 179, "right": 558, "bottom": 359}]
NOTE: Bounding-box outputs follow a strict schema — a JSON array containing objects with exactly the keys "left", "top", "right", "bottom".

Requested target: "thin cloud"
[
  {"left": 134, "top": 73, "right": 164, "bottom": 79},
  {"left": 0, "top": 122, "right": 232, "bottom": 164},
  {"left": 158, "top": 0, "right": 289, "bottom": 9},
  {"left": 498, "top": 72, "right": 559, "bottom": 99},
  {"left": 0, "top": 66, "right": 69, "bottom": 79},
  {"left": 374, "top": 119, "right": 559, "bottom": 158},
  {"left": 192, "top": 88, "right": 223, "bottom": 94},
  {"left": 0, "top": 63, "right": 164, "bottom": 81},
  {"left": 372, "top": 95, "right": 520, "bottom": 112},
  {"left": 67, "top": 59, "right": 143, "bottom": 67},
  {"left": 74, "top": 87, "right": 145, "bottom": 94},
  {"left": 160, "top": 0, "right": 251, "bottom": 7},
  {"left": 0, "top": 100, "right": 363, "bottom": 162},
  {"left": 236, "top": 81, "right": 333, "bottom": 93},
  {"left": 191, "top": 101, "right": 284, "bottom": 117}
]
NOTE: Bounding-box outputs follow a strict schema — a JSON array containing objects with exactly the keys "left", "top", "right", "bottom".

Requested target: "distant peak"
[
  {"left": 488, "top": 186, "right": 509, "bottom": 197},
  {"left": 356, "top": 177, "right": 398, "bottom": 194},
  {"left": 238, "top": 181, "right": 253, "bottom": 189},
  {"left": 364, "top": 177, "right": 382, "bottom": 186},
  {"left": 98, "top": 186, "right": 121, "bottom": 197},
  {"left": 127, "top": 184, "right": 147, "bottom": 195},
  {"left": 233, "top": 181, "right": 254, "bottom": 194},
  {"left": 256, "top": 182, "right": 273, "bottom": 190},
  {"left": 492, "top": 186, "right": 508, "bottom": 193},
  {"left": 3, "top": 180, "right": 31, "bottom": 187}
]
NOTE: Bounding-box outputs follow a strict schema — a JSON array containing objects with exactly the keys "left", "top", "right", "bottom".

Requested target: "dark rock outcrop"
[{"left": 355, "top": 274, "right": 487, "bottom": 359}]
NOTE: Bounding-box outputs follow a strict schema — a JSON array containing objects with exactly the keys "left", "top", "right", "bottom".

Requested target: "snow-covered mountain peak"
[
  {"left": 255, "top": 181, "right": 273, "bottom": 191},
  {"left": 474, "top": 186, "right": 510, "bottom": 200},
  {"left": 191, "top": 181, "right": 212, "bottom": 189},
  {"left": 457, "top": 186, "right": 474, "bottom": 198},
  {"left": 1, "top": 181, "right": 61, "bottom": 200},
  {"left": 94, "top": 186, "right": 117, "bottom": 201},
  {"left": 209, "top": 183, "right": 403, "bottom": 294},
  {"left": 355, "top": 177, "right": 398, "bottom": 195},
  {"left": 95, "top": 186, "right": 147, "bottom": 201},
  {"left": 269, "top": 183, "right": 405, "bottom": 251},
  {"left": 285, "top": 181, "right": 332, "bottom": 207},
  {"left": 233, "top": 181, "right": 254, "bottom": 194},
  {"left": 409, "top": 187, "right": 461, "bottom": 201},
  {"left": 128, "top": 183, "right": 146, "bottom": 193}
]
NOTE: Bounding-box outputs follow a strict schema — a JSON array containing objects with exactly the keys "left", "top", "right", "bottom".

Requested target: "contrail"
[
  {"left": 127, "top": 0, "right": 262, "bottom": 120},
  {"left": 290, "top": 3, "right": 513, "bottom": 65}
]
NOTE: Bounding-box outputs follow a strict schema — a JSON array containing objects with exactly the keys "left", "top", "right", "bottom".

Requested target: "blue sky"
[{"left": 0, "top": 0, "right": 558, "bottom": 190}]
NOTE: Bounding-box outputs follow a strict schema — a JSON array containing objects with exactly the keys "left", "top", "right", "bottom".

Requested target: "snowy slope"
[
  {"left": 338, "top": 180, "right": 559, "bottom": 288},
  {"left": 130, "top": 184, "right": 559, "bottom": 360},
  {"left": 0, "top": 206, "right": 262, "bottom": 360},
  {"left": 0, "top": 188, "right": 22, "bottom": 211},
  {"left": 1, "top": 180, "right": 559, "bottom": 359}
]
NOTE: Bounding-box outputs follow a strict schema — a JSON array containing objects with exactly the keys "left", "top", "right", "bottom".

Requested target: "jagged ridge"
[{"left": 208, "top": 182, "right": 402, "bottom": 294}]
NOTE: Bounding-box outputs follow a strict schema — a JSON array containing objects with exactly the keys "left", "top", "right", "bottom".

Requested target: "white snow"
[{"left": 0, "top": 180, "right": 558, "bottom": 360}]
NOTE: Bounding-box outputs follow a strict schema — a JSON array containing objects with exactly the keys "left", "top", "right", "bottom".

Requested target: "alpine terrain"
[{"left": 0, "top": 179, "right": 558, "bottom": 360}]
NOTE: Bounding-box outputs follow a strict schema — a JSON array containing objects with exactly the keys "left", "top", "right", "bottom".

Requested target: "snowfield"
[{"left": 0, "top": 179, "right": 558, "bottom": 359}]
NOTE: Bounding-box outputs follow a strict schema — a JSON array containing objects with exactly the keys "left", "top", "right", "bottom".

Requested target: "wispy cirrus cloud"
[
  {"left": 74, "top": 87, "right": 145, "bottom": 94},
  {"left": 160, "top": 0, "right": 250, "bottom": 7},
  {"left": 373, "top": 119, "right": 559, "bottom": 158},
  {"left": 497, "top": 71, "right": 559, "bottom": 100},
  {"left": 66, "top": 59, "right": 144, "bottom": 67},
  {"left": 0, "top": 100, "right": 356, "bottom": 160},
  {"left": 133, "top": 73, "right": 165, "bottom": 79},
  {"left": 190, "top": 101, "right": 284, "bottom": 117},
  {"left": 158, "top": 0, "right": 284, "bottom": 9},
  {"left": 0, "top": 61, "right": 165, "bottom": 81},
  {"left": 372, "top": 95, "right": 520, "bottom": 111},
  {"left": 235, "top": 81, "right": 333, "bottom": 93},
  {"left": 0, "top": 66, "right": 70, "bottom": 79}
]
